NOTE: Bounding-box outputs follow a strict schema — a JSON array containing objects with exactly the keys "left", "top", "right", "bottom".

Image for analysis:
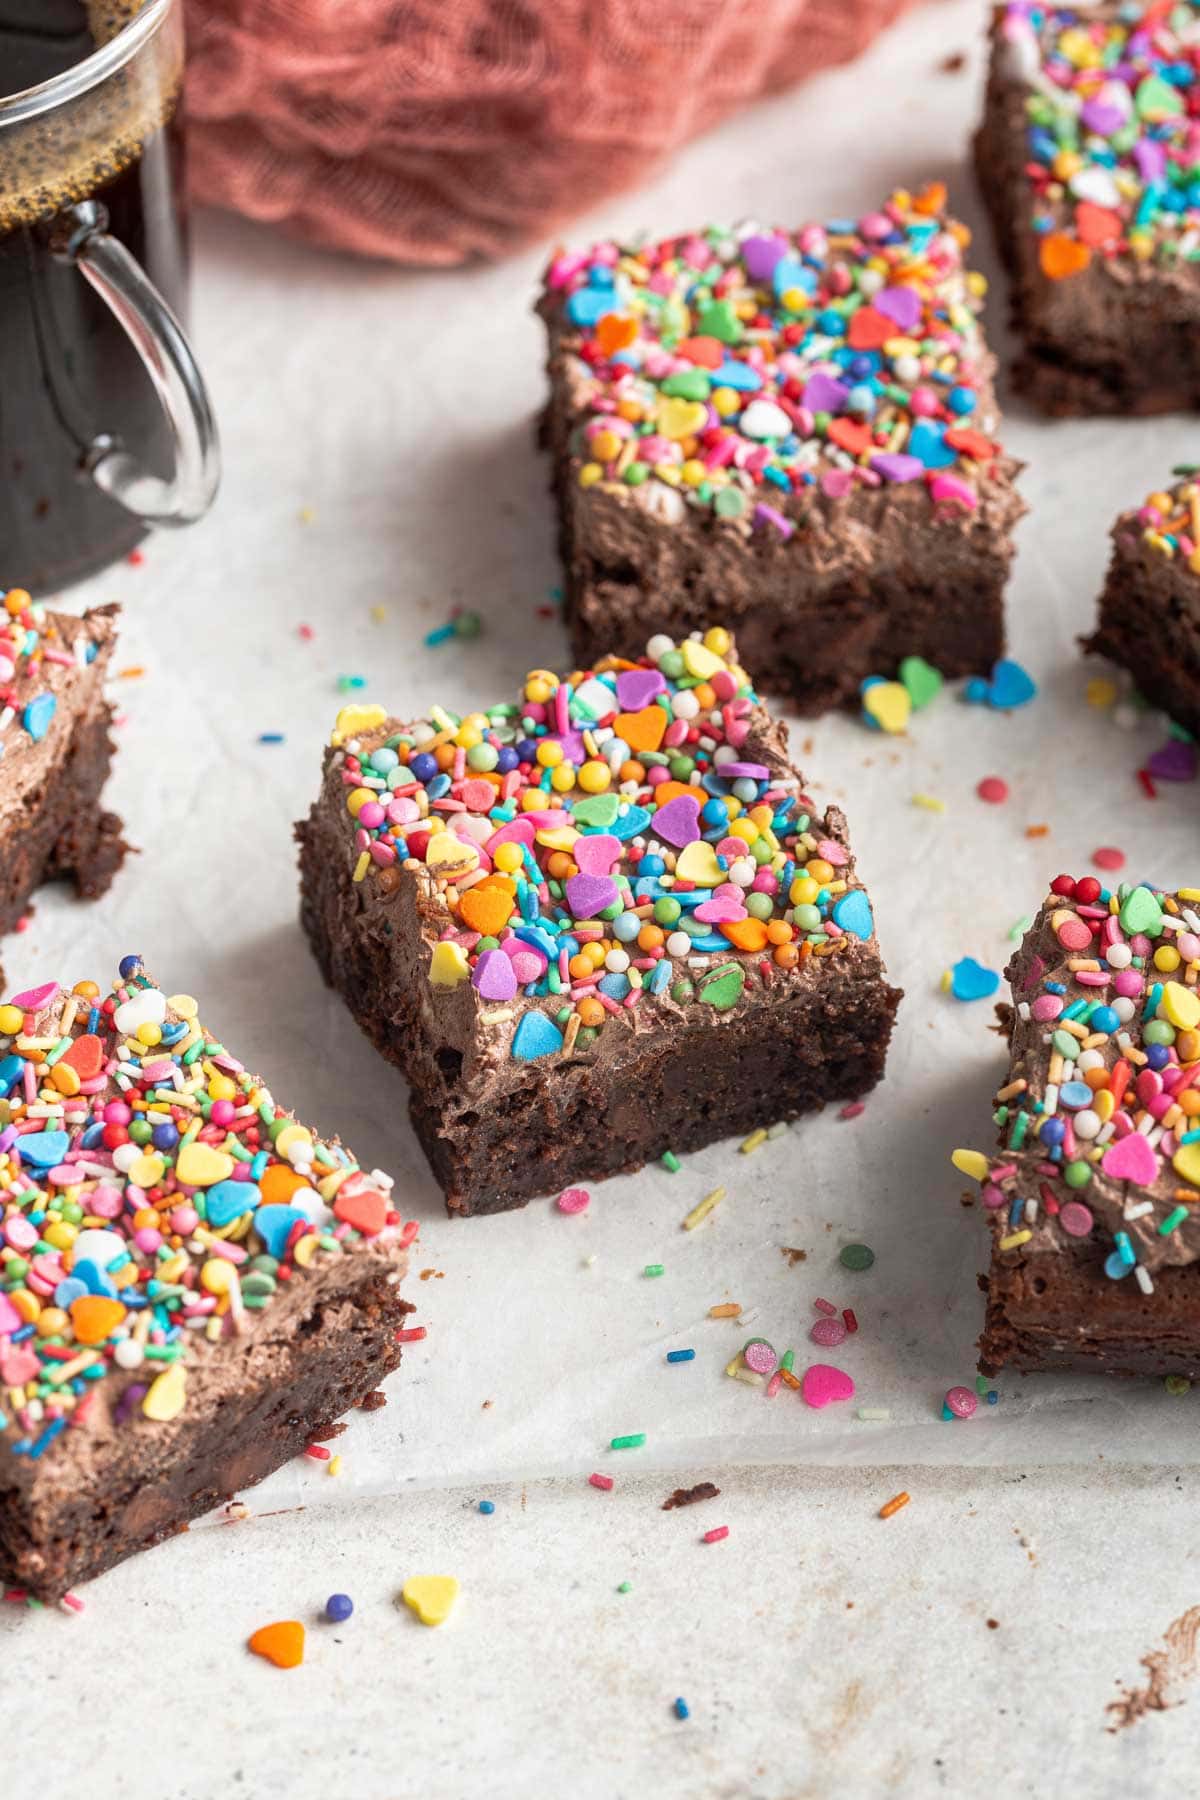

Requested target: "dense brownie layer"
[
  {"left": 0, "top": 602, "right": 127, "bottom": 936},
  {"left": 1, "top": 961, "right": 414, "bottom": 1600},
  {"left": 298, "top": 637, "right": 901, "bottom": 1215},
  {"left": 538, "top": 191, "right": 1022, "bottom": 714},
  {"left": 975, "top": 3, "right": 1200, "bottom": 418},
  {"left": 958, "top": 878, "right": 1200, "bottom": 1378},
  {"left": 2, "top": 1253, "right": 412, "bottom": 1601},
  {"left": 1087, "top": 494, "right": 1200, "bottom": 738},
  {"left": 301, "top": 796, "right": 900, "bottom": 1213}
]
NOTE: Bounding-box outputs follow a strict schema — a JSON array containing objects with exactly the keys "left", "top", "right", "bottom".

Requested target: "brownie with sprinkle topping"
[
  {"left": 1087, "top": 469, "right": 1200, "bottom": 737},
  {"left": 976, "top": 1, "right": 1200, "bottom": 416},
  {"left": 956, "top": 875, "right": 1200, "bottom": 1376},
  {"left": 298, "top": 631, "right": 902, "bottom": 1216},
  {"left": 537, "top": 187, "right": 1023, "bottom": 713},
  {"left": 0, "top": 959, "right": 413, "bottom": 1600},
  {"left": 0, "top": 592, "right": 127, "bottom": 947}
]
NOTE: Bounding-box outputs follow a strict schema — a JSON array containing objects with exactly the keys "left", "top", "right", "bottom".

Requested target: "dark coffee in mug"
[{"left": 0, "top": 1, "right": 189, "bottom": 591}]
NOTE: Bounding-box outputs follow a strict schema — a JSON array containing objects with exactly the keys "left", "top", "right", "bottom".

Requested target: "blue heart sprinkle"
[
  {"left": 511, "top": 1012, "right": 565, "bottom": 1062},
  {"left": 22, "top": 692, "right": 57, "bottom": 742},
  {"left": 254, "top": 1204, "right": 307, "bottom": 1260},
  {"left": 963, "top": 678, "right": 990, "bottom": 705},
  {"left": 17, "top": 1130, "right": 69, "bottom": 1169},
  {"left": 53, "top": 1277, "right": 88, "bottom": 1310},
  {"left": 567, "top": 286, "right": 617, "bottom": 327},
  {"left": 906, "top": 420, "right": 957, "bottom": 470},
  {"left": 69, "top": 1258, "right": 118, "bottom": 1299},
  {"left": 610, "top": 806, "right": 652, "bottom": 841},
  {"left": 950, "top": 957, "right": 1001, "bottom": 1002},
  {"left": 712, "top": 359, "right": 763, "bottom": 393},
  {"left": 987, "top": 659, "right": 1038, "bottom": 710},
  {"left": 206, "top": 1180, "right": 262, "bottom": 1229},
  {"left": 832, "top": 890, "right": 874, "bottom": 941}
]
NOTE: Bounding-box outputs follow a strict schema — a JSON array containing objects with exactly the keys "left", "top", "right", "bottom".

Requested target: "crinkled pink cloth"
[{"left": 185, "top": 0, "right": 915, "bottom": 264}]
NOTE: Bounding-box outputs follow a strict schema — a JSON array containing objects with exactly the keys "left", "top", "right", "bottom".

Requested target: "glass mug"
[{"left": 0, "top": 0, "right": 219, "bottom": 593}]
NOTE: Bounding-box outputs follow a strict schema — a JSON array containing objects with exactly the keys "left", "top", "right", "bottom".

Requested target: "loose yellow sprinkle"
[
  {"left": 352, "top": 851, "right": 370, "bottom": 883},
  {"left": 328, "top": 1455, "right": 343, "bottom": 1477},
  {"left": 1086, "top": 676, "right": 1117, "bottom": 709},
  {"left": 683, "top": 1186, "right": 725, "bottom": 1230},
  {"left": 911, "top": 793, "right": 946, "bottom": 813},
  {"left": 951, "top": 1148, "right": 989, "bottom": 1182},
  {"left": 739, "top": 1128, "right": 768, "bottom": 1155}
]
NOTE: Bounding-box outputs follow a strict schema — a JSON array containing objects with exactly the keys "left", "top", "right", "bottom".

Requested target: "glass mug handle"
[{"left": 50, "top": 199, "right": 220, "bottom": 525}]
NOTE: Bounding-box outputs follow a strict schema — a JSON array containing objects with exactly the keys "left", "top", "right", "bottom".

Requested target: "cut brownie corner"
[
  {"left": 298, "top": 630, "right": 901, "bottom": 1217},
  {"left": 975, "top": 2, "right": 1200, "bottom": 419},
  {"left": 537, "top": 188, "right": 1022, "bottom": 714},
  {"left": 0, "top": 955, "right": 414, "bottom": 1601},
  {"left": 954, "top": 873, "right": 1200, "bottom": 1379},
  {"left": 0, "top": 594, "right": 129, "bottom": 936},
  {"left": 1081, "top": 475, "right": 1200, "bottom": 741}
]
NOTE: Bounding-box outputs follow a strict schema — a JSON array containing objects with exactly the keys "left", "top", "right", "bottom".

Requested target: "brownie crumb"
[
  {"left": 986, "top": 1619, "right": 1000, "bottom": 1630},
  {"left": 357, "top": 1390, "right": 388, "bottom": 1412},
  {"left": 938, "top": 50, "right": 966, "bottom": 72},
  {"left": 780, "top": 1246, "right": 808, "bottom": 1266},
  {"left": 662, "top": 1481, "right": 721, "bottom": 1511}
]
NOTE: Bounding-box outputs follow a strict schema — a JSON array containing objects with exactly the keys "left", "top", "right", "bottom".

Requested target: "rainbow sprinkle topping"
[
  {"left": 543, "top": 185, "right": 1005, "bottom": 522},
  {"left": 1128, "top": 465, "right": 1200, "bottom": 568},
  {"left": 1001, "top": 0, "right": 1200, "bottom": 277},
  {"left": 0, "top": 587, "right": 94, "bottom": 751},
  {"left": 954, "top": 874, "right": 1200, "bottom": 1289},
  {"left": 326, "top": 631, "right": 881, "bottom": 1063},
  {"left": 0, "top": 958, "right": 409, "bottom": 1452}
]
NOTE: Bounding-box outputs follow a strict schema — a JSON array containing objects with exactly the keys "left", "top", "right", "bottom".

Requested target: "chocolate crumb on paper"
[
  {"left": 1107, "top": 1605, "right": 1200, "bottom": 1732},
  {"left": 662, "top": 1482, "right": 721, "bottom": 1511}
]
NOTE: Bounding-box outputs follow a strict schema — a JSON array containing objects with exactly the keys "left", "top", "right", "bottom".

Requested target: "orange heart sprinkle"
[
  {"left": 595, "top": 313, "right": 638, "bottom": 355},
  {"left": 458, "top": 883, "right": 516, "bottom": 937},
  {"left": 248, "top": 1621, "right": 305, "bottom": 1669},
  {"left": 827, "top": 418, "right": 873, "bottom": 456},
  {"left": 674, "top": 335, "right": 724, "bottom": 369},
  {"left": 613, "top": 705, "right": 667, "bottom": 754},
  {"left": 333, "top": 1187, "right": 388, "bottom": 1236},
  {"left": 1039, "top": 232, "right": 1091, "bottom": 279},
  {"left": 60, "top": 1032, "right": 104, "bottom": 1080},
  {"left": 258, "top": 1163, "right": 311, "bottom": 1207},
  {"left": 69, "top": 1295, "right": 126, "bottom": 1345},
  {"left": 720, "top": 918, "right": 771, "bottom": 953},
  {"left": 1074, "top": 202, "right": 1122, "bottom": 248},
  {"left": 846, "top": 305, "right": 894, "bottom": 350}
]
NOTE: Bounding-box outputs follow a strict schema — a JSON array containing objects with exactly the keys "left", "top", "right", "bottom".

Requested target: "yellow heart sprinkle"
[
  {"left": 175, "top": 1142, "right": 234, "bottom": 1187},
  {"left": 142, "top": 1362, "right": 187, "bottom": 1422},
  {"left": 424, "top": 832, "right": 480, "bottom": 875},
  {"left": 1173, "top": 1144, "right": 1200, "bottom": 1188},
  {"left": 402, "top": 1574, "right": 459, "bottom": 1627},
  {"left": 332, "top": 704, "right": 388, "bottom": 745},
  {"left": 657, "top": 397, "right": 707, "bottom": 441},
  {"left": 674, "top": 840, "right": 723, "bottom": 887},
  {"left": 863, "top": 682, "right": 912, "bottom": 735},
  {"left": 680, "top": 639, "right": 725, "bottom": 680},
  {"left": 429, "top": 941, "right": 470, "bottom": 987},
  {"left": 951, "top": 1149, "right": 989, "bottom": 1182}
]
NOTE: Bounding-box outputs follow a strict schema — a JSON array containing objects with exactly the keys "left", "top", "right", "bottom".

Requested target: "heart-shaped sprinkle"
[
  {"left": 60, "top": 1032, "right": 105, "bottom": 1080},
  {"left": 142, "top": 1362, "right": 187, "bottom": 1422},
  {"left": 333, "top": 1187, "right": 388, "bottom": 1235},
  {"left": 1173, "top": 1143, "right": 1200, "bottom": 1188},
  {"left": 613, "top": 705, "right": 667, "bottom": 754},
  {"left": 511, "top": 1012, "right": 564, "bottom": 1062},
  {"left": 898, "top": 655, "right": 943, "bottom": 710},
  {"left": 113, "top": 987, "right": 167, "bottom": 1037},
  {"left": 459, "top": 882, "right": 516, "bottom": 938},
  {"left": 573, "top": 834, "right": 621, "bottom": 877},
  {"left": 801, "top": 1363, "right": 855, "bottom": 1409},
  {"left": 69, "top": 1295, "right": 126, "bottom": 1344},
  {"left": 402, "top": 1575, "right": 459, "bottom": 1627},
  {"left": 987, "top": 659, "right": 1037, "bottom": 710},
  {"left": 429, "top": 941, "right": 471, "bottom": 987},
  {"left": 615, "top": 668, "right": 665, "bottom": 711},
  {"left": 862, "top": 681, "right": 911, "bottom": 735},
  {"left": 721, "top": 918, "right": 769, "bottom": 951},
  {"left": 874, "top": 284, "right": 922, "bottom": 331},
  {"left": 565, "top": 872, "right": 618, "bottom": 918},
  {"left": 472, "top": 949, "right": 518, "bottom": 1002},
  {"left": 832, "top": 891, "right": 873, "bottom": 941},
  {"left": 9, "top": 981, "right": 58, "bottom": 1013},
  {"left": 1146, "top": 740, "right": 1197, "bottom": 783},
  {"left": 675, "top": 840, "right": 722, "bottom": 887},
  {"left": 1102, "top": 1132, "right": 1159, "bottom": 1187},
  {"left": 176, "top": 1142, "right": 234, "bottom": 1188},
  {"left": 206, "top": 1180, "right": 262, "bottom": 1229},
  {"left": 248, "top": 1621, "right": 305, "bottom": 1668},
  {"left": 1039, "top": 232, "right": 1091, "bottom": 279},
  {"left": 1119, "top": 886, "right": 1163, "bottom": 937},
  {"left": 656, "top": 397, "right": 707, "bottom": 440},
  {"left": 572, "top": 793, "right": 620, "bottom": 829},
  {"left": 254, "top": 1204, "right": 308, "bottom": 1259},
  {"left": 950, "top": 957, "right": 1000, "bottom": 1003},
  {"left": 697, "top": 964, "right": 746, "bottom": 1010},
  {"left": 17, "top": 1131, "right": 69, "bottom": 1170},
  {"left": 652, "top": 793, "right": 702, "bottom": 849}
]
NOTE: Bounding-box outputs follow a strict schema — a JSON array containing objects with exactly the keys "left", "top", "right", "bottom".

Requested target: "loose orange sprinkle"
[
  {"left": 1025, "top": 824, "right": 1050, "bottom": 839},
  {"left": 879, "top": 1491, "right": 911, "bottom": 1520},
  {"left": 708, "top": 1302, "right": 741, "bottom": 1319},
  {"left": 1039, "top": 232, "right": 1092, "bottom": 279}
]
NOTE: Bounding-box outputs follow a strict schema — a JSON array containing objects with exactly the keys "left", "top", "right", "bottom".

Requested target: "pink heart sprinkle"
[
  {"left": 801, "top": 1363, "right": 856, "bottom": 1409},
  {"left": 1102, "top": 1132, "right": 1159, "bottom": 1187},
  {"left": 556, "top": 1188, "right": 590, "bottom": 1214},
  {"left": 9, "top": 982, "right": 57, "bottom": 1013},
  {"left": 573, "top": 834, "right": 621, "bottom": 876}
]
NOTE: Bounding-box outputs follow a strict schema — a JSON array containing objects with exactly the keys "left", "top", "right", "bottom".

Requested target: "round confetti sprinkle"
[
  {"left": 556, "top": 1187, "right": 590, "bottom": 1214},
  {"left": 976, "top": 776, "right": 1008, "bottom": 805},
  {"left": 478, "top": 1500, "right": 495, "bottom": 1515},
  {"left": 943, "top": 1386, "right": 978, "bottom": 1420},
  {"left": 325, "top": 1593, "right": 354, "bottom": 1623},
  {"left": 840, "top": 1243, "right": 875, "bottom": 1271},
  {"left": 742, "top": 1338, "right": 777, "bottom": 1375},
  {"left": 1092, "top": 846, "right": 1125, "bottom": 872},
  {"left": 810, "top": 1316, "right": 847, "bottom": 1348}
]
